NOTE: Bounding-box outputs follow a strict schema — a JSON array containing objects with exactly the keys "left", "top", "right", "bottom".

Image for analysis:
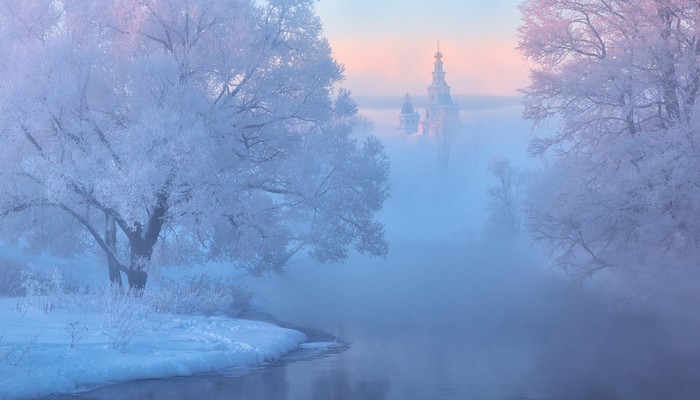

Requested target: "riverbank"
[{"left": 0, "top": 297, "right": 306, "bottom": 399}]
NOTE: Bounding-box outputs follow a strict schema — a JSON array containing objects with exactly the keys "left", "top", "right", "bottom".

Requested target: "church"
[{"left": 398, "top": 47, "right": 460, "bottom": 136}]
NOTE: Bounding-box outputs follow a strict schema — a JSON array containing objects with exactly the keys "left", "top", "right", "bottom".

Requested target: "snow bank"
[{"left": 0, "top": 298, "right": 306, "bottom": 399}]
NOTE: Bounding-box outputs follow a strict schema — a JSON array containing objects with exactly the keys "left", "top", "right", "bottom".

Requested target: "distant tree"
[
  {"left": 519, "top": 0, "right": 700, "bottom": 277},
  {"left": 0, "top": 0, "right": 389, "bottom": 289},
  {"left": 486, "top": 159, "right": 522, "bottom": 237},
  {"left": 333, "top": 88, "right": 359, "bottom": 118}
]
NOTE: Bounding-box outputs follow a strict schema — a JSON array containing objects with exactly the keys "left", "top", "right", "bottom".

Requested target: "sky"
[{"left": 315, "top": 0, "right": 529, "bottom": 97}]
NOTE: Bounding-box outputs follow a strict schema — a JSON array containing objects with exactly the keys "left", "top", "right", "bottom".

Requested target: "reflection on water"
[{"left": 45, "top": 241, "right": 700, "bottom": 400}]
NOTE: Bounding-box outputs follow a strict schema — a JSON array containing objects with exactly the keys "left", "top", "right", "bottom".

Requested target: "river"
[{"left": 44, "top": 240, "right": 700, "bottom": 400}]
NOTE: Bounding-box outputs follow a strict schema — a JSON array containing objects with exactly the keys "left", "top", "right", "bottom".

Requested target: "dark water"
[{"left": 44, "top": 241, "right": 700, "bottom": 400}]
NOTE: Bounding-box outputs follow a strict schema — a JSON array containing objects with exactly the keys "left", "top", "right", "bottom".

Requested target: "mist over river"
[{"left": 49, "top": 103, "right": 700, "bottom": 400}]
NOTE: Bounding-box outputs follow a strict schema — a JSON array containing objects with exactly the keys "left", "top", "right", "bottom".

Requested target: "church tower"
[
  {"left": 422, "top": 46, "right": 460, "bottom": 137},
  {"left": 398, "top": 93, "right": 420, "bottom": 135}
]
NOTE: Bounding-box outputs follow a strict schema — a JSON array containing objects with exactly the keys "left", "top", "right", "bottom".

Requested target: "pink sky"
[{"left": 316, "top": 0, "right": 529, "bottom": 97}]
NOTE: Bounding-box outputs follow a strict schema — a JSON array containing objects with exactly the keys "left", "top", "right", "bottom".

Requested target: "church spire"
[
  {"left": 423, "top": 46, "right": 460, "bottom": 137},
  {"left": 428, "top": 43, "right": 451, "bottom": 104}
]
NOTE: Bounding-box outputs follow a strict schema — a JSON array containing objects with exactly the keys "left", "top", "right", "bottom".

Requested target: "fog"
[
  {"left": 3, "top": 1, "right": 699, "bottom": 397},
  {"left": 234, "top": 98, "right": 700, "bottom": 399},
  {"left": 14, "top": 97, "right": 700, "bottom": 400}
]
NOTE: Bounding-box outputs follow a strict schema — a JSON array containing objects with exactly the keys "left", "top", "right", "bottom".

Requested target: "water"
[
  {"left": 43, "top": 240, "right": 700, "bottom": 399},
  {"left": 33, "top": 103, "right": 700, "bottom": 400}
]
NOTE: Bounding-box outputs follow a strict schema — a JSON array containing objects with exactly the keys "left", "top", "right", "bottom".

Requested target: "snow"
[{"left": 0, "top": 297, "right": 306, "bottom": 399}]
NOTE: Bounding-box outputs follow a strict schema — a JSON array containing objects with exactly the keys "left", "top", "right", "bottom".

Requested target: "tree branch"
[{"left": 58, "top": 203, "right": 129, "bottom": 272}]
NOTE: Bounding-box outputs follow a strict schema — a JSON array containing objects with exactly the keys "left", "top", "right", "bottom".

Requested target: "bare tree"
[{"left": 486, "top": 159, "right": 522, "bottom": 237}]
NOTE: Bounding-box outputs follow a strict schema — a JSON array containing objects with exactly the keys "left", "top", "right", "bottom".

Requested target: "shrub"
[
  {"left": 0, "top": 329, "right": 41, "bottom": 367},
  {"left": 20, "top": 267, "right": 66, "bottom": 312},
  {"left": 95, "top": 275, "right": 253, "bottom": 351},
  {"left": 146, "top": 274, "right": 252, "bottom": 317},
  {"left": 98, "top": 284, "right": 150, "bottom": 351}
]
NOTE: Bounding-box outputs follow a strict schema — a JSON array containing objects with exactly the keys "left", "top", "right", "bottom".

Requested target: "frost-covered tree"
[
  {"left": 0, "top": 0, "right": 389, "bottom": 289},
  {"left": 486, "top": 158, "right": 522, "bottom": 237},
  {"left": 519, "top": 0, "right": 700, "bottom": 277}
]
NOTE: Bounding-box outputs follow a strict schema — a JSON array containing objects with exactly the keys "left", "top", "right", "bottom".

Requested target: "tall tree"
[
  {"left": 519, "top": 0, "right": 700, "bottom": 277},
  {"left": 0, "top": 0, "right": 389, "bottom": 288}
]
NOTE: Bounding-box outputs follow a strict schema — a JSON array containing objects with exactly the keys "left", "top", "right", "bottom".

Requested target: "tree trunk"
[
  {"left": 126, "top": 235, "right": 152, "bottom": 291},
  {"left": 124, "top": 192, "right": 167, "bottom": 291},
  {"left": 105, "top": 213, "right": 122, "bottom": 286},
  {"left": 125, "top": 268, "right": 148, "bottom": 291}
]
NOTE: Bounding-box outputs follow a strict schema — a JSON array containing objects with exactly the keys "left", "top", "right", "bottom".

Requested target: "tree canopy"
[
  {"left": 0, "top": 0, "right": 389, "bottom": 288},
  {"left": 519, "top": 0, "right": 700, "bottom": 277}
]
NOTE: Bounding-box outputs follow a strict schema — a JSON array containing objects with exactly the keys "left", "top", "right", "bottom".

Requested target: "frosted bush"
[
  {"left": 20, "top": 267, "right": 67, "bottom": 312},
  {"left": 65, "top": 321, "right": 87, "bottom": 349},
  {"left": 146, "top": 275, "right": 252, "bottom": 317},
  {"left": 0, "top": 329, "right": 41, "bottom": 367},
  {"left": 12, "top": 268, "right": 252, "bottom": 351},
  {"left": 95, "top": 276, "right": 251, "bottom": 351},
  {"left": 98, "top": 284, "right": 150, "bottom": 352}
]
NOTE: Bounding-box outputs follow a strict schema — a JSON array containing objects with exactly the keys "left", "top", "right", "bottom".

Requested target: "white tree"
[
  {"left": 0, "top": 0, "right": 89, "bottom": 259},
  {"left": 486, "top": 158, "right": 522, "bottom": 237},
  {"left": 0, "top": 0, "right": 389, "bottom": 289},
  {"left": 519, "top": 0, "right": 700, "bottom": 278}
]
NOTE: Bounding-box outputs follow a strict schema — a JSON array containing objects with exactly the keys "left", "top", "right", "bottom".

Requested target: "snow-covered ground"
[{"left": 0, "top": 296, "right": 306, "bottom": 399}]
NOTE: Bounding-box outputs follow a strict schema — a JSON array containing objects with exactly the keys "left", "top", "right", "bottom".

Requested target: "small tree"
[{"left": 486, "top": 159, "right": 522, "bottom": 237}]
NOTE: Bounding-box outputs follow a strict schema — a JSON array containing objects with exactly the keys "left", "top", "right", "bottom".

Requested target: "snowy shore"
[{"left": 0, "top": 297, "right": 306, "bottom": 400}]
